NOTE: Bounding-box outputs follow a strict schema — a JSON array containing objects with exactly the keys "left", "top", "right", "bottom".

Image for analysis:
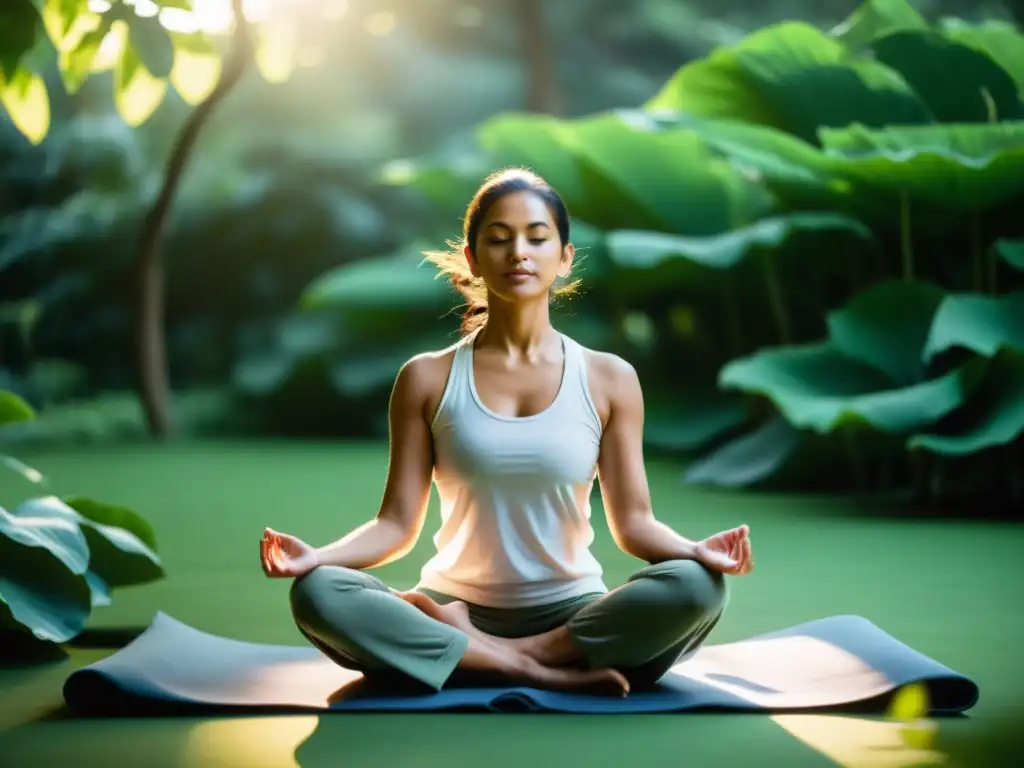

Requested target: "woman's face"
[{"left": 465, "top": 190, "right": 574, "bottom": 305}]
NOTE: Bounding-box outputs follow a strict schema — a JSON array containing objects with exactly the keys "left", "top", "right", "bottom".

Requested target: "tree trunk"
[
  {"left": 135, "top": 0, "right": 253, "bottom": 438},
  {"left": 516, "top": 0, "right": 562, "bottom": 115}
]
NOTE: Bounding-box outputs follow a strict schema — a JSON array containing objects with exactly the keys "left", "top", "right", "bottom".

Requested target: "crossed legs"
[{"left": 290, "top": 559, "right": 727, "bottom": 696}]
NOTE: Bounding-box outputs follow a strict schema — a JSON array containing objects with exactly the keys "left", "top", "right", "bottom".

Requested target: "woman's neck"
[{"left": 476, "top": 297, "right": 558, "bottom": 356}]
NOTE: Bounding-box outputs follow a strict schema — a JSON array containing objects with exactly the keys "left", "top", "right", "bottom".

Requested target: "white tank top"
[{"left": 416, "top": 329, "right": 609, "bottom": 608}]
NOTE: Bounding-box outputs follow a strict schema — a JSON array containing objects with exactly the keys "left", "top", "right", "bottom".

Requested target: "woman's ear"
[
  {"left": 463, "top": 242, "right": 480, "bottom": 277},
  {"left": 557, "top": 242, "right": 576, "bottom": 278}
]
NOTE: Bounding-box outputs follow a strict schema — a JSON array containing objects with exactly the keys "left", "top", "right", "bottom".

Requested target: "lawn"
[{"left": 0, "top": 440, "right": 1020, "bottom": 767}]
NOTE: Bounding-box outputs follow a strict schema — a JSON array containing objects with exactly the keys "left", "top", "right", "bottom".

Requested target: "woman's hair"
[{"left": 424, "top": 167, "right": 580, "bottom": 334}]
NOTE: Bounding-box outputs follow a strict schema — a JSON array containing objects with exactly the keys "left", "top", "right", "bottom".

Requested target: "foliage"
[
  {"left": 302, "top": 0, "right": 1024, "bottom": 513},
  {"left": 0, "top": 389, "right": 164, "bottom": 661}
]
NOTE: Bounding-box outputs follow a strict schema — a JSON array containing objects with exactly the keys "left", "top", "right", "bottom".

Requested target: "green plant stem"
[
  {"left": 900, "top": 192, "right": 914, "bottom": 281},
  {"left": 761, "top": 254, "right": 791, "bottom": 345},
  {"left": 722, "top": 277, "right": 745, "bottom": 357},
  {"left": 843, "top": 429, "right": 867, "bottom": 497},
  {"left": 988, "top": 238, "right": 999, "bottom": 294},
  {"left": 971, "top": 211, "right": 984, "bottom": 291}
]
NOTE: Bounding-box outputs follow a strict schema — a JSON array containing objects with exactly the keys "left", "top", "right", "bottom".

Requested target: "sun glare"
[{"left": 85, "top": 0, "right": 346, "bottom": 35}]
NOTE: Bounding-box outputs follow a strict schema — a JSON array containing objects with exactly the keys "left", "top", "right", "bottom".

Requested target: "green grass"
[{"left": 0, "top": 440, "right": 1020, "bottom": 767}]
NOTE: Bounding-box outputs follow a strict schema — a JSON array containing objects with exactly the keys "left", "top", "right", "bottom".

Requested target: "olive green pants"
[{"left": 289, "top": 559, "right": 728, "bottom": 692}]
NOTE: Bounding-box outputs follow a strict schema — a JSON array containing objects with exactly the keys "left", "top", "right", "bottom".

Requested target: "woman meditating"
[{"left": 260, "top": 168, "right": 754, "bottom": 697}]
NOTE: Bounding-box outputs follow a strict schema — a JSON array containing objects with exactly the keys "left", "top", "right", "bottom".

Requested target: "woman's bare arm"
[
  {"left": 591, "top": 353, "right": 701, "bottom": 564},
  {"left": 313, "top": 354, "right": 441, "bottom": 570}
]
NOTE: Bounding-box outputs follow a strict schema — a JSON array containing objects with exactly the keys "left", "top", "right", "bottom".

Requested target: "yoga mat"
[{"left": 63, "top": 612, "right": 979, "bottom": 716}]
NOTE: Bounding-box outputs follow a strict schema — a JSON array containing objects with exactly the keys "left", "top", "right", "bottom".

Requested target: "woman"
[{"left": 260, "top": 168, "right": 754, "bottom": 697}]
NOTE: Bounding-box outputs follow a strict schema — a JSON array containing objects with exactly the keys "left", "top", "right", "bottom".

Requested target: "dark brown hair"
[{"left": 424, "top": 167, "right": 580, "bottom": 333}]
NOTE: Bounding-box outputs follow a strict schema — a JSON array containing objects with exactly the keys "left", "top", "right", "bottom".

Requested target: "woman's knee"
[
  {"left": 289, "top": 565, "right": 365, "bottom": 631},
  {"left": 645, "top": 558, "right": 728, "bottom": 622}
]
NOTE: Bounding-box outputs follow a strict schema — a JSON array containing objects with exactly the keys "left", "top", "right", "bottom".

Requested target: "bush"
[{"left": 0, "top": 390, "right": 164, "bottom": 662}]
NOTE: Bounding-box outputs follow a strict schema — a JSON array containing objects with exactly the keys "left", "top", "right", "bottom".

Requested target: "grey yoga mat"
[{"left": 62, "top": 611, "right": 979, "bottom": 715}]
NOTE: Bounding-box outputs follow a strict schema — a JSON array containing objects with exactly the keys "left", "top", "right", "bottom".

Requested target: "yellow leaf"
[
  {"left": 42, "top": 4, "right": 102, "bottom": 53},
  {"left": 0, "top": 69, "right": 51, "bottom": 145},
  {"left": 115, "top": 64, "right": 168, "bottom": 127},
  {"left": 256, "top": 20, "right": 298, "bottom": 85},
  {"left": 171, "top": 48, "right": 221, "bottom": 105}
]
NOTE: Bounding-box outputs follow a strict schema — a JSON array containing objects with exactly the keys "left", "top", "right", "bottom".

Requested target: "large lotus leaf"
[
  {"left": 607, "top": 213, "right": 872, "bottom": 282},
  {"left": 642, "top": 114, "right": 853, "bottom": 209},
  {"left": 475, "top": 113, "right": 587, "bottom": 209},
  {"left": 939, "top": 19, "right": 1024, "bottom": 94},
  {"left": 555, "top": 112, "right": 773, "bottom": 234},
  {"left": 830, "top": 0, "right": 928, "bottom": 50},
  {"left": 64, "top": 495, "right": 158, "bottom": 553},
  {"left": 870, "top": 30, "right": 1024, "bottom": 123},
  {"left": 12, "top": 496, "right": 163, "bottom": 590},
  {"left": 826, "top": 279, "right": 946, "bottom": 386},
  {"left": 719, "top": 340, "right": 982, "bottom": 434},
  {"left": 643, "top": 391, "right": 749, "bottom": 453},
  {"left": 683, "top": 415, "right": 803, "bottom": 487},
  {"left": 996, "top": 239, "right": 1024, "bottom": 271},
  {"left": 301, "top": 246, "right": 461, "bottom": 336},
  {"left": 819, "top": 122, "right": 1024, "bottom": 212},
  {"left": 909, "top": 350, "right": 1024, "bottom": 455},
  {"left": 646, "top": 21, "right": 933, "bottom": 145},
  {"left": 378, "top": 145, "right": 492, "bottom": 218},
  {"left": 0, "top": 504, "right": 92, "bottom": 643},
  {"left": 0, "top": 390, "right": 35, "bottom": 426},
  {"left": 922, "top": 291, "right": 1024, "bottom": 362}
]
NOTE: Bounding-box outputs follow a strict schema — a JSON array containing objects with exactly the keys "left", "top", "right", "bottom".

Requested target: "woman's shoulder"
[
  {"left": 571, "top": 338, "right": 643, "bottom": 419},
  {"left": 392, "top": 335, "right": 465, "bottom": 409}
]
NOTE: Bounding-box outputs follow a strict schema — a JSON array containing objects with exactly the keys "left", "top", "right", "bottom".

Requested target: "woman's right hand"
[{"left": 260, "top": 527, "right": 320, "bottom": 578}]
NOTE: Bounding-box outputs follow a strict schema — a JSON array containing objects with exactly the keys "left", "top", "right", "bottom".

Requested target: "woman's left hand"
[{"left": 694, "top": 524, "right": 754, "bottom": 576}]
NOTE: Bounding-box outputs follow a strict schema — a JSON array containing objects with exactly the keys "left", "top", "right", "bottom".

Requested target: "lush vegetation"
[
  {"left": 302, "top": 0, "right": 1024, "bottom": 511},
  {"left": 2, "top": 0, "right": 1022, "bottom": 515},
  {"left": 1, "top": 389, "right": 163, "bottom": 662}
]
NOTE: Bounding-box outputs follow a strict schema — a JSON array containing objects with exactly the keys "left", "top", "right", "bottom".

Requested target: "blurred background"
[{"left": 2, "top": 0, "right": 1023, "bottom": 510}]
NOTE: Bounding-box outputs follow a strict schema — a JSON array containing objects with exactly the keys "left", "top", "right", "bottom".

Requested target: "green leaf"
[
  {"left": 302, "top": 248, "right": 458, "bottom": 315},
  {"left": 476, "top": 112, "right": 587, "bottom": 209},
  {"left": 607, "top": 212, "right": 872, "bottom": 273},
  {"left": 0, "top": 0, "right": 42, "bottom": 80},
  {"left": 819, "top": 122, "right": 1024, "bottom": 213},
  {"left": 114, "top": 34, "right": 168, "bottom": 127},
  {"left": 909, "top": 350, "right": 1024, "bottom": 455},
  {"left": 922, "top": 291, "right": 1024, "bottom": 362},
  {"left": 830, "top": 0, "right": 928, "bottom": 50},
  {"left": 0, "top": 390, "right": 36, "bottom": 425},
  {"left": 0, "top": 66, "right": 51, "bottom": 145},
  {"left": 870, "top": 30, "right": 1024, "bottom": 123},
  {"left": 59, "top": 16, "right": 113, "bottom": 95},
  {"left": 826, "top": 279, "right": 946, "bottom": 386},
  {"left": 995, "top": 239, "right": 1024, "bottom": 271},
  {"left": 476, "top": 111, "right": 773, "bottom": 234},
  {"left": 683, "top": 415, "right": 803, "bottom": 487},
  {"left": 939, "top": 19, "right": 1024, "bottom": 94},
  {"left": 719, "top": 340, "right": 982, "bottom": 434},
  {"left": 12, "top": 497, "right": 163, "bottom": 590},
  {"left": 643, "top": 391, "right": 749, "bottom": 453},
  {"left": 64, "top": 496, "right": 158, "bottom": 552},
  {"left": 0, "top": 503, "right": 92, "bottom": 643},
  {"left": 85, "top": 570, "right": 111, "bottom": 608},
  {"left": 125, "top": 13, "right": 175, "bottom": 78},
  {"left": 646, "top": 21, "right": 933, "bottom": 144},
  {"left": 642, "top": 113, "right": 853, "bottom": 208}
]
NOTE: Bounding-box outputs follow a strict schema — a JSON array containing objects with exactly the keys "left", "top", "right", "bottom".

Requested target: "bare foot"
[
  {"left": 398, "top": 592, "right": 629, "bottom": 696},
  {"left": 521, "top": 658, "right": 630, "bottom": 697}
]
